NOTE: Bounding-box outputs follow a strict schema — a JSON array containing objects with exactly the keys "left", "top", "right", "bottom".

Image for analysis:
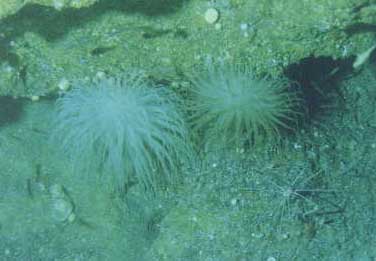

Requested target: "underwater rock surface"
[
  {"left": 0, "top": 0, "right": 375, "bottom": 97},
  {"left": 0, "top": 0, "right": 98, "bottom": 19}
]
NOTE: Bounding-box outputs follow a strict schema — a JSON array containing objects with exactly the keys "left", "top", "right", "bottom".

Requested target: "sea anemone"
[
  {"left": 52, "top": 76, "right": 191, "bottom": 191},
  {"left": 189, "top": 64, "right": 296, "bottom": 148}
]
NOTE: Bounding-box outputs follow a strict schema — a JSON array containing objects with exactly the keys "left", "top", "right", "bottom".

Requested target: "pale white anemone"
[
  {"left": 52, "top": 75, "right": 191, "bottom": 192},
  {"left": 189, "top": 64, "right": 297, "bottom": 148}
]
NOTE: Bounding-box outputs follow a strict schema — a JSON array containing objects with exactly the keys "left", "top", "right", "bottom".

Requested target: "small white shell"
[{"left": 204, "top": 8, "right": 219, "bottom": 24}]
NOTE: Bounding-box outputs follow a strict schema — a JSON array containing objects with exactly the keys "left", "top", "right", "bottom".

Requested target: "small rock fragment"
[{"left": 205, "top": 8, "right": 219, "bottom": 24}]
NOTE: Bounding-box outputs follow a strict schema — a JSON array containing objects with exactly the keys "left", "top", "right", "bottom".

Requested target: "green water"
[{"left": 1, "top": 1, "right": 376, "bottom": 260}]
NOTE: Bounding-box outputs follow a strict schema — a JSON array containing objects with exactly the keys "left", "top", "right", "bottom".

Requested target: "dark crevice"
[
  {"left": 0, "top": 42, "right": 20, "bottom": 68},
  {"left": 345, "top": 23, "right": 376, "bottom": 35},
  {"left": 284, "top": 56, "right": 354, "bottom": 125},
  {"left": 0, "top": 0, "right": 188, "bottom": 42},
  {"left": 351, "top": 2, "right": 372, "bottom": 13},
  {"left": 0, "top": 96, "right": 23, "bottom": 126}
]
